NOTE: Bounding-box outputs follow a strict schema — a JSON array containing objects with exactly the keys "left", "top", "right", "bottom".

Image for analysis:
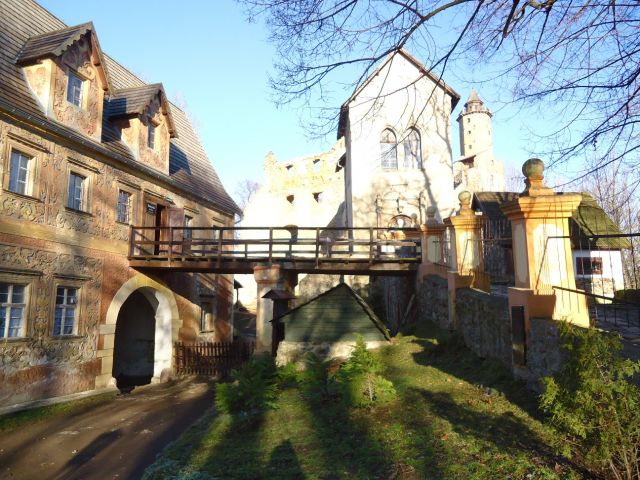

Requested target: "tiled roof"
[
  {"left": 106, "top": 84, "right": 177, "bottom": 136},
  {"left": 15, "top": 22, "right": 94, "bottom": 64},
  {"left": 0, "top": 0, "right": 240, "bottom": 216}
]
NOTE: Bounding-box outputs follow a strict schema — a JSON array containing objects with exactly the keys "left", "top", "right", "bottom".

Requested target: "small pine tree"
[
  {"left": 334, "top": 336, "right": 396, "bottom": 407},
  {"left": 540, "top": 322, "right": 640, "bottom": 480}
]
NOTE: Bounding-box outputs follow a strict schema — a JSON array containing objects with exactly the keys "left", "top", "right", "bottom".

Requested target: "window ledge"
[
  {"left": 3, "top": 190, "right": 42, "bottom": 203},
  {"left": 65, "top": 207, "right": 92, "bottom": 217},
  {"left": 51, "top": 334, "right": 85, "bottom": 341},
  {"left": 0, "top": 336, "right": 32, "bottom": 343},
  {"left": 115, "top": 220, "right": 132, "bottom": 227}
]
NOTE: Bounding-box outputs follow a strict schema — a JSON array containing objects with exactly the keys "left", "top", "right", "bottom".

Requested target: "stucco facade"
[{"left": 0, "top": 2, "right": 239, "bottom": 408}]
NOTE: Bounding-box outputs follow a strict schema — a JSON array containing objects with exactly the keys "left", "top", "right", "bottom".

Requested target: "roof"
[
  {"left": 0, "top": 0, "right": 240, "bottom": 216},
  {"left": 272, "top": 283, "right": 390, "bottom": 343},
  {"left": 338, "top": 49, "right": 461, "bottom": 138},
  {"left": 473, "top": 191, "right": 631, "bottom": 249},
  {"left": 262, "top": 289, "right": 296, "bottom": 300},
  {"left": 106, "top": 84, "right": 176, "bottom": 137}
]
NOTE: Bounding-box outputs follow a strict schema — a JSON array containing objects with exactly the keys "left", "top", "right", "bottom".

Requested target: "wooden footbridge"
[{"left": 128, "top": 226, "right": 421, "bottom": 275}]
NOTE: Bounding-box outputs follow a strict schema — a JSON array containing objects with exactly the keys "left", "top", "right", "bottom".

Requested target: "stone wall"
[
  {"left": 275, "top": 339, "right": 389, "bottom": 366},
  {"left": 416, "top": 274, "right": 449, "bottom": 329},
  {"left": 455, "top": 288, "right": 511, "bottom": 368},
  {"left": 518, "top": 316, "right": 565, "bottom": 389}
]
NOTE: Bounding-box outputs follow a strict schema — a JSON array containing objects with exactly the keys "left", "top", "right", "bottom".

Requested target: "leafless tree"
[
  {"left": 239, "top": 0, "right": 640, "bottom": 174},
  {"left": 234, "top": 179, "right": 262, "bottom": 212},
  {"left": 579, "top": 157, "right": 640, "bottom": 289}
]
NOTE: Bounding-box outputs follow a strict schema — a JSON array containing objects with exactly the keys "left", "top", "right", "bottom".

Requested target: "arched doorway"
[{"left": 113, "top": 290, "right": 156, "bottom": 391}]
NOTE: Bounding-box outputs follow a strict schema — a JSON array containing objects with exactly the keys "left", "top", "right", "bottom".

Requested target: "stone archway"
[{"left": 95, "top": 274, "right": 180, "bottom": 390}]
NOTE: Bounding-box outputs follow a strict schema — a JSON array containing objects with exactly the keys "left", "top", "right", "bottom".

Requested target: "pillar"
[
  {"left": 445, "top": 191, "right": 488, "bottom": 291},
  {"left": 253, "top": 264, "right": 297, "bottom": 353},
  {"left": 502, "top": 158, "right": 588, "bottom": 329},
  {"left": 418, "top": 206, "right": 447, "bottom": 279}
]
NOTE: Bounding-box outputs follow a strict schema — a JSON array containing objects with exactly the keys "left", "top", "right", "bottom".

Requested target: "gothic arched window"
[
  {"left": 380, "top": 128, "right": 398, "bottom": 170},
  {"left": 403, "top": 128, "right": 422, "bottom": 169}
]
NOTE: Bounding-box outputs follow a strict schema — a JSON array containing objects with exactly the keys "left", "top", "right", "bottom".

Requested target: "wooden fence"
[{"left": 174, "top": 340, "right": 255, "bottom": 376}]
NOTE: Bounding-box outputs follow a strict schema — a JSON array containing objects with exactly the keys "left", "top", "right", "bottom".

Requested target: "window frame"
[
  {"left": 116, "top": 189, "right": 133, "bottom": 224},
  {"left": 402, "top": 127, "right": 422, "bottom": 170},
  {"left": 576, "top": 256, "right": 604, "bottom": 276},
  {"left": 147, "top": 121, "right": 157, "bottom": 150},
  {"left": 200, "top": 296, "right": 217, "bottom": 333},
  {"left": 184, "top": 214, "right": 193, "bottom": 240},
  {"left": 0, "top": 282, "right": 29, "bottom": 339},
  {"left": 2, "top": 139, "right": 43, "bottom": 200},
  {"left": 380, "top": 128, "right": 398, "bottom": 170},
  {"left": 66, "top": 69, "right": 86, "bottom": 109},
  {"left": 52, "top": 283, "right": 82, "bottom": 337},
  {"left": 65, "top": 160, "right": 94, "bottom": 214}
]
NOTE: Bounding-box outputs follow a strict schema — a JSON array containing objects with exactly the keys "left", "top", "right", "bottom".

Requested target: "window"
[
  {"left": 148, "top": 123, "right": 156, "bottom": 149},
  {"left": 201, "top": 301, "right": 215, "bottom": 332},
  {"left": 8, "top": 150, "right": 32, "bottom": 195},
  {"left": 576, "top": 257, "right": 603, "bottom": 275},
  {"left": 0, "top": 283, "right": 26, "bottom": 338},
  {"left": 66, "top": 71, "right": 84, "bottom": 108},
  {"left": 286, "top": 165, "right": 293, "bottom": 176},
  {"left": 403, "top": 128, "right": 422, "bottom": 169},
  {"left": 286, "top": 194, "right": 294, "bottom": 204},
  {"left": 54, "top": 286, "right": 78, "bottom": 336},
  {"left": 67, "top": 172, "right": 86, "bottom": 211},
  {"left": 117, "top": 190, "right": 131, "bottom": 224},
  {"left": 184, "top": 215, "right": 193, "bottom": 240},
  {"left": 313, "top": 192, "right": 323, "bottom": 203},
  {"left": 313, "top": 159, "right": 321, "bottom": 172},
  {"left": 380, "top": 129, "right": 397, "bottom": 169}
]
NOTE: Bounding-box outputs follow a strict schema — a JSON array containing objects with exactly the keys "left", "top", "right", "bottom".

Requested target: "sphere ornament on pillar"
[
  {"left": 521, "top": 158, "right": 554, "bottom": 196},
  {"left": 458, "top": 190, "right": 473, "bottom": 216},
  {"left": 426, "top": 205, "right": 438, "bottom": 224}
]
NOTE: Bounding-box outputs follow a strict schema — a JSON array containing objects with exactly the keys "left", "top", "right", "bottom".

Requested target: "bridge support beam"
[{"left": 253, "top": 264, "right": 297, "bottom": 353}]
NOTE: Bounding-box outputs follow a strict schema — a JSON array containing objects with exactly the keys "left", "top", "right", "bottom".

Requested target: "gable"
[{"left": 276, "top": 283, "right": 390, "bottom": 343}]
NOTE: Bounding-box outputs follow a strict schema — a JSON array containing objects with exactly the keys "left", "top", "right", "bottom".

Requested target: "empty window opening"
[{"left": 576, "top": 257, "right": 603, "bottom": 275}]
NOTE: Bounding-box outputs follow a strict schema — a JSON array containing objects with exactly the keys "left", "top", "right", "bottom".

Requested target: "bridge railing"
[{"left": 129, "top": 226, "right": 422, "bottom": 265}]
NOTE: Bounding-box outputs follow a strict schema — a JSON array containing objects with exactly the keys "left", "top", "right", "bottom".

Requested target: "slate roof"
[
  {"left": 472, "top": 191, "right": 631, "bottom": 250},
  {"left": 0, "top": 0, "right": 240, "bottom": 216},
  {"left": 272, "top": 283, "right": 390, "bottom": 343}
]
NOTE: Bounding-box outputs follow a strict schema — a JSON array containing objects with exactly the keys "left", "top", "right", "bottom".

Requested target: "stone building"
[
  {"left": 0, "top": 0, "right": 240, "bottom": 408},
  {"left": 240, "top": 50, "right": 505, "bottom": 310}
]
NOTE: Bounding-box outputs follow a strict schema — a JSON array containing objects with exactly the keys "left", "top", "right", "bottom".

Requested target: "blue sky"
[{"left": 38, "top": 0, "right": 561, "bottom": 198}]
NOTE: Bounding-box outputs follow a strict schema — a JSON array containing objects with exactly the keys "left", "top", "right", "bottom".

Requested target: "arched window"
[
  {"left": 403, "top": 128, "right": 422, "bottom": 169},
  {"left": 380, "top": 128, "right": 397, "bottom": 170}
]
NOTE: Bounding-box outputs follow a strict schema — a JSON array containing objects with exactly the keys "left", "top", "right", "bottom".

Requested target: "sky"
[{"left": 38, "top": 0, "right": 560, "bottom": 200}]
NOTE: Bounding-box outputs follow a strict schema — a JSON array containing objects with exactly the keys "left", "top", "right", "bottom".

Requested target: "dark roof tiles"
[{"left": 0, "top": 0, "right": 240, "bottom": 215}]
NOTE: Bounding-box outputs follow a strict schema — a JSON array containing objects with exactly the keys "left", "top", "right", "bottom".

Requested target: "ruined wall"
[
  {"left": 0, "top": 118, "right": 234, "bottom": 407},
  {"left": 455, "top": 288, "right": 511, "bottom": 368}
]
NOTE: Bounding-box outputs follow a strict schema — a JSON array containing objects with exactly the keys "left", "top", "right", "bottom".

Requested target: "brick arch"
[{"left": 95, "top": 274, "right": 180, "bottom": 388}]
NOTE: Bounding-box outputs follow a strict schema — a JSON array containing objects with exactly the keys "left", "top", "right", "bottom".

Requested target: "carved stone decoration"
[
  {"left": 0, "top": 244, "right": 103, "bottom": 375},
  {"left": 0, "top": 195, "right": 46, "bottom": 224}
]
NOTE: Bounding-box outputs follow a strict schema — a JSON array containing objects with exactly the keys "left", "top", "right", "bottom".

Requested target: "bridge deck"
[{"left": 128, "top": 226, "right": 421, "bottom": 275}]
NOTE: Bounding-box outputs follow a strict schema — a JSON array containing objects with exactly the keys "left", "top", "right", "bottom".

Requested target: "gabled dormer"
[
  {"left": 106, "top": 84, "right": 176, "bottom": 174},
  {"left": 16, "top": 22, "right": 111, "bottom": 142}
]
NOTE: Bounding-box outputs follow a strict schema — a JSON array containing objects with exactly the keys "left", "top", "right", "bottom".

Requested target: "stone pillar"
[
  {"left": 253, "top": 264, "right": 297, "bottom": 353},
  {"left": 445, "top": 191, "right": 488, "bottom": 291},
  {"left": 418, "top": 206, "right": 447, "bottom": 279},
  {"left": 502, "top": 158, "right": 588, "bottom": 329}
]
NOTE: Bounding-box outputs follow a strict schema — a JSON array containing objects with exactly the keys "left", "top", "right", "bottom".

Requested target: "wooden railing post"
[
  {"left": 169, "top": 227, "right": 173, "bottom": 262},
  {"left": 217, "top": 227, "right": 223, "bottom": 268},
  {"left": 129, "top": 225, "right": 135, "bottom": 256},
  {"left": 315, "top": 228, "right": 320, "bottom": 267},
  {"left": 268, "top": 228, "right": 273, "bottom": 263},
  {"left": 369, "top": 227, "right": 373, "bottom": 265}
]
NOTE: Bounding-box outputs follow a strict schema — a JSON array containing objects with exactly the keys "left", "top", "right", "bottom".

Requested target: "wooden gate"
[{"left": 174, "top": 340, "right": 254, "bottom": 376}]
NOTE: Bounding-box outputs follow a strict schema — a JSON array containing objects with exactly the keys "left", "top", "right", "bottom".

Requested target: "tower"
[{"left": 454, "top": 90, "right": 505, "bottom": 192}]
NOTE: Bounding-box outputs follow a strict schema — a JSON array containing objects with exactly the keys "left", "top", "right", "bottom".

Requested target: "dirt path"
[{"left": 0, "top": 378, "right": 215, "bottom": 480}]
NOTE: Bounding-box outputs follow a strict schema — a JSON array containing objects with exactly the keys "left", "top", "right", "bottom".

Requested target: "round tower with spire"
[
  {"left": 454, "top": 89, "right": 505, "bottom": 192},
  {"left": 457, "top": 89, "right": 493, "bottom": 158}
]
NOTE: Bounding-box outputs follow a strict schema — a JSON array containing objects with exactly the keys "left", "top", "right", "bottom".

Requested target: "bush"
[
  {"left": 215, "top": 354, "right": 278, "bottom": 415},
  {"left": 334, "top": 336, "right": 396, "bottom": 407},
  {"left": 297, "top": 353, "right": 338, "bottom": 400},
  {"left": 276, "top": 361, "right": 300, "bottom": 389},
  {"left": 540, "top": 322, "right": 640, "bottom": 480}
]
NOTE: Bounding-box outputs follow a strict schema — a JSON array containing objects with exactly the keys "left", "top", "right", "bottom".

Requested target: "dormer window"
[
  {"left": 148, "top": 123, "right": 156, "bottom": 150},
  {"left": 66, "top": 71, "right": 84, "bottom": 108}
]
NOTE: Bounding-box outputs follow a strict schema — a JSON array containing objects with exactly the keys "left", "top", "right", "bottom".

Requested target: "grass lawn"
[{"left": 143, "top": 321, "right": 586, "bottom": 480}]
